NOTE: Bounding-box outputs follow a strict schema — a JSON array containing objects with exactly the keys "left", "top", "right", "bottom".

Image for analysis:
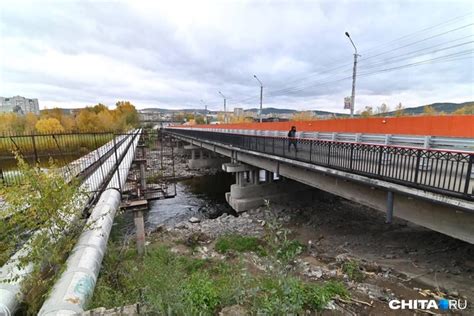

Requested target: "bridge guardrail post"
[
  {"left": 464, "top": 155, "right": 473, "bottom": 197},
  {"left": 327, "top": 142, "right": 331, "bottom": 166},
  {"left": 349, "top": 143, "right": 354, "bottom": 170},
  {"left": 309, "top": 140, "right": 313, "bottom": 162},
  {"left": 377, "top": 146, "right": 383, "bottom": 175},
  {"left": 414, "top": 150, "right": 421, "bottom": 184}
]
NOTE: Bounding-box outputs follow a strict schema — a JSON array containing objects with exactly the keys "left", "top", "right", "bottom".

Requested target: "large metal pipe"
[
  {"left": 0, "top": 131, "right": 138, "bottom": 315},
  {"left": 38, "top": 131, "right": 140, "bottom": 315}
]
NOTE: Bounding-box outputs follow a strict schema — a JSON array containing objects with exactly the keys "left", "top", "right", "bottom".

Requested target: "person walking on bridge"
[{"left": 287, "top": 126, "right": 298, "bottom": 152}]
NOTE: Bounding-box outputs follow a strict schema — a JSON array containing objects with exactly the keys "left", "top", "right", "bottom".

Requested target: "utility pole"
[
  {"left": 218, "top": 91, "right": 227, "bottom": 123},
  {"left": 345, "top": 32, "right": 360, "bottom": 118},
  {"left": 200, "top": 99, "right": 208, "bottom": 124},
  {"left": 253, "top": 75, "right": 264, "bottom": 123}
]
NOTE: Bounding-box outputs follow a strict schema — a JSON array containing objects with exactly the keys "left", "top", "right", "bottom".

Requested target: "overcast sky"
[{"left": 0, "top": 0, "right": 473, "bottom": 113}]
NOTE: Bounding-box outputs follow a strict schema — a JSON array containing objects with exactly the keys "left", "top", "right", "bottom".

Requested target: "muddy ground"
[
  {"left": 136, "top": 145, "right": 473, "bottom": 314},
  {"left": 159, "top": 190, "right": 473, "bottom": 315}
]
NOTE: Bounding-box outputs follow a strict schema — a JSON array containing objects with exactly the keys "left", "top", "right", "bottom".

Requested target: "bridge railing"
[
  {"left": 175, "top": 127, "right": 474, "bottom": 151},
  {"left": 166, "top": 128, "right": 473, "bottom": 200}
]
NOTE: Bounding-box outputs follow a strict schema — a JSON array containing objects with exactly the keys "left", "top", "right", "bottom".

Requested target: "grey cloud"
[{"left": 0, "top": 0, "right": 472, "bottom": 112}]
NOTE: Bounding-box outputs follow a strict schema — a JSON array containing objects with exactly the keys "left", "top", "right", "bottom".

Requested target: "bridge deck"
[{"left": 166, "top": 128, "right": 473, "bottom": 201}]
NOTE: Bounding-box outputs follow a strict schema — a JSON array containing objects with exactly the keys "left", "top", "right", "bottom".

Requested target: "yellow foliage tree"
[
  {"left": 75, "top": 110, "right": 100, "bottom": 132},
  {"left": 394, "top": 103, "right": 405, "bottom": 117},
  {"left": 291, "top": 111, "right": 315, "bottom": 121},
  {"left": 0, "top": 113, "right": 23, "bottom": 134},
  {"left": 453, "top": 104, "right": 474, "bottom": 115},
  {"left": 25, "top": 113, "right": 38, "bottom": 134},
  {"left": 97, "top": 110, "right": 115, "bottom": 131},
  {"left": 35, "top": 118, "right": 65, "bottom": 134},
  {"left": 116, "top": 101, "right": 139, "bottom": 127},
  {"left": 358, "top": 106, "right": 374, "bottom": 117},
  {"left": 423, "top": 105, "right": 437, "bottom": 115}
]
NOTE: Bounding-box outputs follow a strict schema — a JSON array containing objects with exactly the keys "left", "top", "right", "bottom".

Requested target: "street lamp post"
[
  {"left": 200, "top": 99, "right": 208, "bottom": 124},
  {"left": 218, "top": 91, "right": 227, "bottom": 123},
  {"left": 253, "top": 75, "right": 264, "bottom": 123},
  {"left": 345, "top": 32, "right": 360, "bottom": 118}
]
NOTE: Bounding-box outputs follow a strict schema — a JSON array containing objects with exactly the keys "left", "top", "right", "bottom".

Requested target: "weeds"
[
  {"left": 342, "top": 259, "right": 365, "bottom": 282},
  {"left": 251, "top": 276, "right": 349, "bottom": 314},
  {"left": 215, "top": 234, "right": 266, "bottom": 256}
]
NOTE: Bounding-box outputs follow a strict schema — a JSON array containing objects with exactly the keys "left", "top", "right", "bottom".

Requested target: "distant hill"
[
  {"left": 141, "top": 101, "right": 473, "bottom": 116},
  {"left": 383, "top": 102, "right": 473, "bottom": 116}
]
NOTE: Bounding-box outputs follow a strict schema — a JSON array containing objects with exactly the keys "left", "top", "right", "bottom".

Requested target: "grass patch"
[
  {"left": 215, "top": 234, "right": 266, "bottom": 256},
  {"left": 276, "top": 239, "right": 304, "bottom": 262},
  {"left": 342, "top": 260, "right": 365, "bottom": 282},
  {"left": 251, "top": 277, "right": 349, "bottom": 314}
]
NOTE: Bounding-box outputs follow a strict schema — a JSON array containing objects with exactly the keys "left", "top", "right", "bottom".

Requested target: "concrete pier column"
[
  {"left": 191, "top": 149, "right": 196, "bottom": 160},
  {"left": 265, "top": 171, "right": 271, "bottom": 183},
  {"left": 134, "top": 210, "right": 146, "bottom": 256},
  {"left": 222, "top": 163, "right": 311, "bottom": 213},
  {"left": 253, "top": 170, "right": 259, "bottom": 184},
  {"left": 139, "top": 161, "right": 146, "bottom": 193}
]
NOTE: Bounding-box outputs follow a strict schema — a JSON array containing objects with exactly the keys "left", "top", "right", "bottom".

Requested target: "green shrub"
[
  {"left": 215, "top": 234, "right": 265, "bottom": 256},
  {"left": 183, "top": 272, "right": 221, "bottom": 315},
  {"left": 342, "top": 260, "right": 364, "bottom": 282},
  {"left": 304, "top": 281, "right": 349, "bottom": 311},
  {"left": 276, "top": 239, "right": 304, "bottom": 263}
]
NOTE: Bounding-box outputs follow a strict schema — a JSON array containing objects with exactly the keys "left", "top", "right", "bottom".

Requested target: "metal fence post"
[
  {"left": 113, "top": 134, "right": 122, "bottom": 192},
  {"left": 31, "top": 135, "right": 39, "bottom": 164}
]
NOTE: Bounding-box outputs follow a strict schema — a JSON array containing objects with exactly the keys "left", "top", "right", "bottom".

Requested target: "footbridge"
[{"left": 165, "top": 116, "right": 474, "bottom": 244}]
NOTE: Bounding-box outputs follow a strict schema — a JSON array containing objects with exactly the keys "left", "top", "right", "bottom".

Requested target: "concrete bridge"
[{"left": 164, "top": 116, "right": 474, "bottom": 244}]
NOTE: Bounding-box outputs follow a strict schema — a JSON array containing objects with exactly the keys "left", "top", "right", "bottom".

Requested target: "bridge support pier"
[
  {"left": 184, "top": 145, "right": 229, "bottom": 169},
  {"left": 386, "top": 191, "right": 394, "bottom": 224},
  {"left": 222, "top": 163, "right": 309, "bottom": 213}
]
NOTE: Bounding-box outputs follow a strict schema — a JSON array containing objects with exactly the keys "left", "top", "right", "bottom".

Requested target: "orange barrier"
[{"left": 184, "top": 116, "right": 474, "bottom": 138}]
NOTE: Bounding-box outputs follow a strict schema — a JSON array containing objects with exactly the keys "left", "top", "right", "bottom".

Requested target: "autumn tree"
[
  {"left": 291, "top": 111, "right": 315, "bottom": 121},
  {"left": 358, "top": 106, "right": 374, "bottom": 117},
  {"left": 394, "top": 103, "right": 405, "bottom": 117},
  {"left": 24, "top": 113, "right": 38, "bottom": 134},
  {"left": 230, "top": 115, "right": 253, "bottom": 123},
  {"left": 195, "top": 115, "right": 206, "bottom": 124},
  {"left": 376, "top": 103, "right": 390, "bottom": 115},
  {"left": 0, "top": 113, "right": 24, "bottom": 134},
  {"left": 75, "top": 110, "right": 100, "bottom": 132},
  {"left": 35, "top": 118, "right": 65, "bottom": 134},
  {"left": 116, "top": 101, "right": 139, "bottom": 128},
  {"left": 423, "top": 105, "right": 437, "bottom": 115},
  {"left": 453, "top": 104, "right": 474, "bottom": 115}
]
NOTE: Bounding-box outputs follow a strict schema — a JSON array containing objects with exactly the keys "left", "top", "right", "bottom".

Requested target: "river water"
[{"left": 145, "top": 172, "right": 235, "bottom": 230}]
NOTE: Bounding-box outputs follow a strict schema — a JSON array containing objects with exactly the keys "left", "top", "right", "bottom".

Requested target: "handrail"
[
  {"left": 165, "top": 127, "right": 474, "bottom": 154},
  {"left": 165, "top": 128, "right": 473, "bottom": 201}
]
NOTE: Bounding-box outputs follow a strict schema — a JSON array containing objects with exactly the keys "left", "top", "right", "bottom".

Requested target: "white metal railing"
[{"left": 166, "top": 126, "right": 474, "bottom": 152}]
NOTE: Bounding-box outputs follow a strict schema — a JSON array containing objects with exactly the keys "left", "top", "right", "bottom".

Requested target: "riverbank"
[
  {"left": 88, "top": 146, "right": 473, "bottom": 314},
  {"left": 90, "top": 184, "right": 473, "bottom": 314}
]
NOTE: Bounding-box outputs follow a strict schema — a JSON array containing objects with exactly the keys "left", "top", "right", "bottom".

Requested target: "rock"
[
  {"left": 175, "top": 222, "right": 188, "bottom": 229},
  {"left": 219, "top": 305, "right": 247, "bottom": 316},
  {"left": 384, "top": 254, "right": 396, "bottom": 259},
  {"left": 307, "top": 268, "right": 323, "bottom": 279},
  {"left": 335, "top": 253, "right": 351, "bottom": 262},
  {"left": 189, "top": 217, "right": 201, "bottom": 223}
]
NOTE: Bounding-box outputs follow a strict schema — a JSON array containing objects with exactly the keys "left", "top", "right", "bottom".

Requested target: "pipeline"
[
  {"left": 0, "top": 130, "right": 139, "bottom": 315},
  {"left": 38, "top": 130, "right": 141, "bottom": 315}
]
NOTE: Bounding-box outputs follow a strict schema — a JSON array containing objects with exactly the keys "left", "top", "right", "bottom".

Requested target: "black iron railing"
[{"left": 166, "top": 128, "right": 474, "bottom": 200}]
